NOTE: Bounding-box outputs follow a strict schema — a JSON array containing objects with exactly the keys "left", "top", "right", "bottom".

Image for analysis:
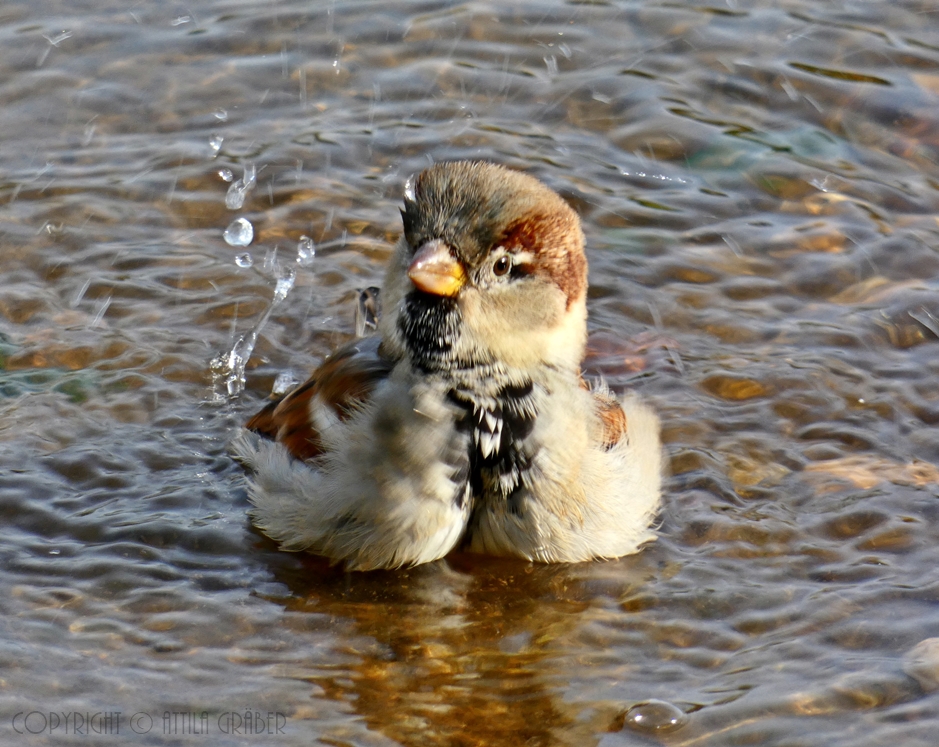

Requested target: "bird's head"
[{"left": 380, "top": 161, "right": 588, "bottom": 375}]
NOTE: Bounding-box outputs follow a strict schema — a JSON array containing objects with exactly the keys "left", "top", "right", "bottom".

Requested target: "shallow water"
[{"left": 2, "top": 0, "right": 939, "bottom": 744}]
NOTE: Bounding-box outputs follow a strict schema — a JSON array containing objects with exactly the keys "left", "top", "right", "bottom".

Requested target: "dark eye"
[{"left": 493, "top": 255, "right": 512, "bottom": 277}]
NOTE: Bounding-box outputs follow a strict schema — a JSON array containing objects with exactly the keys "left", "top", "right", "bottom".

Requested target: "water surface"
[{"left": 2, "top": 1, "right": 939, "bottom": 745}]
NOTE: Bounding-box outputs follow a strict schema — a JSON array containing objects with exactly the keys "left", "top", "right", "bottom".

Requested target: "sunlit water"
[{"left": 2, "top": 1, "right": 939, "bottom": 745}]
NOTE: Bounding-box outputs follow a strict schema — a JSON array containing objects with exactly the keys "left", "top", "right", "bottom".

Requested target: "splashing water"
[
  {"left": 223, "top": 217, "right": 254, "bottom": 247},
  {"left": 218, "top": 168, "right": 233, "bottom": 182},
  {"left": 272, "top": 370, "right": 299, "bottom": 396},
  {"left": 273, "top": 264, "right": 296, "bottom": 302},
  {"left": 208, "top": 134, "right": 223, "bottom": 157},
  {"left": 225, "top": 162, "right": 256, "bottom": 209},
  {"left": 263, "top": 246, "right": 278, "bottom": 273},
  {"left": 234, "top": 252, "right": 253, "bottom": 268},
  {"left": 296, "top": 235, "right": 315, "bottom": 266},
  {"left": 211, "top": 330, "right": 257, "bottom": 398},
  {"left": 212, "top": 257, "right": 296, "bottom": 398}
]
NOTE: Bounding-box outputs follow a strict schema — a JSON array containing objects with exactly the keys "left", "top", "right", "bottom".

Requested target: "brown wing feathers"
[
  {"left": 578, "top": 376, "right": 628, "bottom": 450},
  {"left": 246, "top": 337, "right": 393, "bottom": 462}
]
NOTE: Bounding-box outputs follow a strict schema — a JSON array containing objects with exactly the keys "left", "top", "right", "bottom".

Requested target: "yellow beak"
[{"left": 407, "top": 240, "right": 466, "bottom": 297}]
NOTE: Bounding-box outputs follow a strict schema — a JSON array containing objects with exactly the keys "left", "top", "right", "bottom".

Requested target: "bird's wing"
[
  {"left": 579, "top": 375, "right": 629, "bottom": 450},
  {"left": 246, "top": 335, "right": 394, "bottom": 462},
  {"left": 595, "top": 393, "right": 629, "bottom": 450}
]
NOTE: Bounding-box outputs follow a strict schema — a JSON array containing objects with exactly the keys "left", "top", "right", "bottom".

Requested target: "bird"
[{"left": 232, "top": 160, "right": 662, "bottom": 571}]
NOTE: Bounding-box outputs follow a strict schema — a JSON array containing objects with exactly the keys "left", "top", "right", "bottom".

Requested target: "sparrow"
[{"left": 232, "top": 161, "right": 662, "bottom": 570}]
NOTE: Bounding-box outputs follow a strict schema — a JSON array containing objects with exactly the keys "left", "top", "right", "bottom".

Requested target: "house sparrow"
[{"left": 232, "top": 161, "right": 662, "bottom": 570}]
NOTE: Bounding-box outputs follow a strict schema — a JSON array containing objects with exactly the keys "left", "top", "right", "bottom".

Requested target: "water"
[
  {"left": 272, "top": 370, "right": 299, "bottom": 397},
  {"left": 2, "top": 0, "right": 939, "bottom": 745},
  {"left": 209, "top": 134, "right": 224, "bottom": 158},
  {"left": 223, "top": 217, "right": 254, "bottom": 247},
  {"left": 224, "top": 162, "right": 257, "bottom": 211},
  {"left": 211, "top": 260, "right": 297, "bottom": 398},
  {"left": 296, "top": 235, "right": 315, "bottom": 267}
]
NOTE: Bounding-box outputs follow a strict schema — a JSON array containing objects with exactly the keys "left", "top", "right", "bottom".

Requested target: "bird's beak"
[{"left": 407, "top": 240, "right": 466, "bottom": 297}]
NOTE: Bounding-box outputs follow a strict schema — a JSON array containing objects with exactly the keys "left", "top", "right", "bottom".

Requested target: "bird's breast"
[{"left": 448, "top": 379, "right": 539, "bottom": 505}]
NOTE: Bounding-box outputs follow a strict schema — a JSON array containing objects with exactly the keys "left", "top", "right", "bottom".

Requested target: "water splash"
[
  {"left": 211, "top": 329, "right": 258, "bottom": 398},
  {"left": 273, "top": 264, "right": 296, "bottom": 302},
  {"left": 263, "top": 246, "right": 278, "bottom": 273},
  {"left": 208, "top": 134, "right": 224, "bottom": 157},
  {"left": 225, "top": 162, "right": 256, "bottom": 209},
  {"left": 296, "top": 235, "right": 315, "bottom": 266},
  {"left": 543, "top": 55, "right": 558, "bottom": 76},
  {"left": 212, "top": 257, "right": 296, "bottom": 398},
  {"left": 223, "top": 217, "right": 254, "bottom": 247},
  {"left": 273, "top": 371, "right": 299, "bottom": 396}
]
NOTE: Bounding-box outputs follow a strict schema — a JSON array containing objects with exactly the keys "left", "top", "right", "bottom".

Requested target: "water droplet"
[
  {"left": 234, "top": 252, "right": 253, "bottom": 268},
  {"left": 214, "top": 108, "right": 228, "bottom": 121},
  {"left": 225, "top": 162, "right": 257, "bottom": 209},
  {"left": 620, "top": 700, "right": 687, "bottom": 734},
  {"left": 273, "top": 371, "right": 299, "bottom": 396},
  {"left": 226, "top": 182, "right": 247, "bottom": 209},
  {"left": 273, "top": 265, "right": 296, "bottom": 302},
  {"left": 404, "top": 175, "right": 416, "bottom": 202},
  {"left": 223, "top": 218, "right": 254, "bottom": 247},
  {"left": 209, "top": 134, "right": 223, "bottom": 156},
  {"left": 263, "top": 246, "right": 278, "bottom": 272},
  {"left": 212, "top": 325, "right": 262, "bottom": 398},
  {"left": 296, "top": 235, "right": 315, "bottom": 266},
  {"left": 218, "top": 168, "right": 234, "bottom": 182}
]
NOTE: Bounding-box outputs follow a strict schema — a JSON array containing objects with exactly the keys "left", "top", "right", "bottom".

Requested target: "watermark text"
[{"left": 12, "top": 710, "right": 287, "bottom": 736}]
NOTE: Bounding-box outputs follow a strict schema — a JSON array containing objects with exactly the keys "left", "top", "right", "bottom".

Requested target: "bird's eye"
[{"left": 493, "top": 255, "right": 512, "bottom": 277}]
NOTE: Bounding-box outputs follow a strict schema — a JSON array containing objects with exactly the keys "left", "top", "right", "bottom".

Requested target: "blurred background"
[{"left": 1, "top": 1, "right": 939, "bottom": 745}]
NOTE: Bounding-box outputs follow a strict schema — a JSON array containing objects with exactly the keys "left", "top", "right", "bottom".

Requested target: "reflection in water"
[
  {"left": 263, "top": 551, "right": 656, "bottom": 746},
  {"left": 2, "top": 0, "right": 939, "bottom": 744}
]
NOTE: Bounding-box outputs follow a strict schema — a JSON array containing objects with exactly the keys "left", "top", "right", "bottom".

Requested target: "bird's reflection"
[{"left": 255, "top": 538, "right": 659, "bottom": 746}]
